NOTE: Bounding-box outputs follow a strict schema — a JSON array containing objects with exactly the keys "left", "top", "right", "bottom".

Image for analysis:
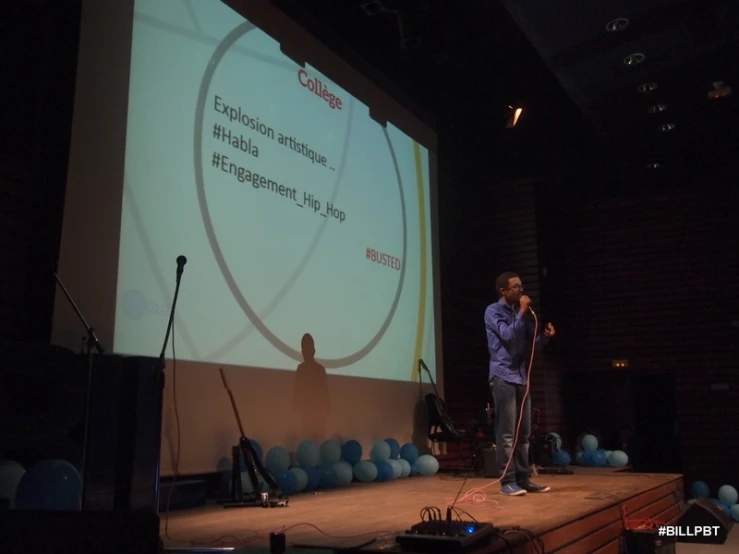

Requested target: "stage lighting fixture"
[
  {"left": 395, "top": 10, "right": 422, "bottom": 49},
  {"left": 623, "top": 53, "right": 645, "bottom": 66},
  {"left": 506, "top": 106, "right": 524, "bottom": 128},
  {"left": 648, "top": 104, "right": 667, "bottom": 113},
  {"left": 637, "top": 82, "right": 658, "bottom": 93},
  {"left": 360, "top": 1, "right": 387, "bottom": 16},
  {"left": 707, "top": 81, "right": 732, "bottom": 100},
  {"left": 658, "top": 123, "right": 677, "bottom": 132},
  {"left": 606, "top": 18, "right": 630, "bottom": 32},
  {"left": 646, "top": 160, "right": 661, "bottom": 169}
]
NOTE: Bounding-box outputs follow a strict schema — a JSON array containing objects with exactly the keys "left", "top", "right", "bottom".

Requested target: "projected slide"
[{"left": 114, "top": 0, "right": 437, "bottom": 382}]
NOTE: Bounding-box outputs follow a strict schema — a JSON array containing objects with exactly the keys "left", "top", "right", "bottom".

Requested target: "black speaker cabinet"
[
  {"left": 676, "top": 497, "right": 734, "bottom": 544},
  {"left": 623, "top": 529, "right": 676, "bottom": 554},
  {"left": 0, "top": 510, "right": 160, "bottom": 554},
  {"left": 83, "top": 354, "right": 163, "bottom": 514},
  {"left": 482, "top": 447, "right": 501, "bottom": 478}
]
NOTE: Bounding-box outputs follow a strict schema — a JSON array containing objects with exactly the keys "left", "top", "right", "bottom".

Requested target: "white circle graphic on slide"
[{"left": 194, "top": 22, "right": 408, "bottom": 368}]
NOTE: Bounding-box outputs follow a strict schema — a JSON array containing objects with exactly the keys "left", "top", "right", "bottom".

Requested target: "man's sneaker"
[
  {"left": 520, "top": 482, "right": 550, "bottom": 493},
  {"left": 501, "top": 483, "right": 527, "bottom": 496}
]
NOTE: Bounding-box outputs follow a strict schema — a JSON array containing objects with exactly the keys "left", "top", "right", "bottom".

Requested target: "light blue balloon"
[
  {"left": 387, "top": 459, "right": 402, "bottom": 479},
  {"left": 547, "top": 433, "right": 562, "bottom": 450},
  {"left": 319, "top": 440, "right": 342, "bottom": 465},
  {"left": 332, "top": 461, "right": 353, "bottom": 486},
  {"left": 297, "top": 440, "right": 320, "bottom": 467},
  {"left": 398, "top": 459, "right": 412, "bottom": 478},
  {"left": 608, "top": 450, "right": 628, "bottom": 468},
  {"left": 371, "top": 440, "right": 391, "bottom": 462},
  {"left": 416, "top": 455, "right": 439, "bottom": 477},
  {"left": 718, "top": 485, "right": 738, "bottom": 506},
  {"left": 0, "top": 460, "right": 26, "bottom": 509},
  {"left": 582, "top": 434, "right": 598, "bottom": 452},
  {"left": 353, "top": 460, "right": 378, "bottom": 482}
]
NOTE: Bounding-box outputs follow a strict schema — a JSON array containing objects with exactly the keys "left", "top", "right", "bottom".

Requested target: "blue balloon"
[
  {"left": 552, "top": 450, "right": 571, "bottom": 467},
  {"left": 581, "top": 450, "right": 595, "bottom": 466},
  {"left": 341, "top": 440, "right": 362, "bottom": 465},
  {"left": 15, "top": 459, "right": 81, "bottom": 511},
  {"left": 273, "top": 469, "right": 299, "bottom": 495},
  {"left": 302, "top": 466, "right": 320, "bottom": 491},
  {"left": 288, "top": 467, "right": 308, "bottom": 492},
  {"left": 318, "top": 465, "right": 339, "bottom": 488},
  {"left": 591, "top": 449, "right": 608, "bottom": 467},
  {"left": 375, "top": 461, "right": 394, "bottom": 482},
  {"left": 691, "top": 481, "right": 710, "bottom": 499},
  {"left": 265, "top": 446, "right": 290, "bottom": 473},
  {"left": 399, "top": 443, "right": 419, "bottom": 464},
  {"left": 385, "top": 438, "right": 400, "bottom": 459}
]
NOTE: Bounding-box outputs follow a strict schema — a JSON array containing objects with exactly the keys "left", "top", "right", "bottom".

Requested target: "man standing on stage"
[{"left": 485, "top": 271, "right": 556, "bottom": 496}]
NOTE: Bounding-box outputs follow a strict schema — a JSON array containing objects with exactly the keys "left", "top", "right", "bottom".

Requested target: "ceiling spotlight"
[
  {"left": 506, "top": 106, "right": 524, "bottom": 128},
  {"left": 647, "top": 161, "right": 661, "bottom": 169},
  {"left": 648, "top": 104, "right": 667, "bottom": 113},
  {"left": 637, "top": 82, "right": 658, "bottom": 93},
  {"left": 359, "top": 1, "right": 386, "bottom": 16},
  {"left": 658, "top": 123, "right": 677, "bottom": 132},
  {"left": 606, "top": 18, "right": 630, "bottom": 32},
  {"left": 624, "top": 53, "right": 646, "bottom": 66}
]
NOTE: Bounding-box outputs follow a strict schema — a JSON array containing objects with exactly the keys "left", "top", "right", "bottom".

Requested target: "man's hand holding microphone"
[{"left": 519, "top": 295, "right": 556, "bottom": 337}]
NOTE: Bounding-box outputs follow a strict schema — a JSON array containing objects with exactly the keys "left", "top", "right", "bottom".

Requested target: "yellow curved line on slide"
[{"left": 411, "top": 140, "right": 427, "bottom": 381}]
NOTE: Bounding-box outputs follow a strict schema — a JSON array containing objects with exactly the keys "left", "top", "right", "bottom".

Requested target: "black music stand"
[{"left": 218, "top": 368, "right": 288, "bottom": 509}]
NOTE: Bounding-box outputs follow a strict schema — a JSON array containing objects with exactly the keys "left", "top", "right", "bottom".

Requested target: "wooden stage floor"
[{"left": 161, "top": 468, "right": 685, "bottom": 553}]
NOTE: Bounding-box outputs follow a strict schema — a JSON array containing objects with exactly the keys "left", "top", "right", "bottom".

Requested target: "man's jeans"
[{"left": 490, "top": 375, "right": 531, "bottom": 485}]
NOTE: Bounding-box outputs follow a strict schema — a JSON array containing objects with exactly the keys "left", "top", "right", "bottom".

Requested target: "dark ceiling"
[{"left": 275, "top": 0, "right": 739, "bottom": 188}]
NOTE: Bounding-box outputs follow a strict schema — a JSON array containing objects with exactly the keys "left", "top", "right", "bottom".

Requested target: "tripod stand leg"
[
  {"left": 239, "top": 437, "right": 283, "bottom": 497},
  {"left": 220, "top": 438, "right": 288, "bottom": 509}
]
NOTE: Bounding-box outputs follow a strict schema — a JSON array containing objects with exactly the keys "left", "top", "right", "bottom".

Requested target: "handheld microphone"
[{"left": 176, "top": 255, "right": 187, "bottom": 278}]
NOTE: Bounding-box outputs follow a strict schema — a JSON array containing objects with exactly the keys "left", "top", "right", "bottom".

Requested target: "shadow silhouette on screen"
[{"left": 292, "top": 333, "right": 330, "bottom": 441}]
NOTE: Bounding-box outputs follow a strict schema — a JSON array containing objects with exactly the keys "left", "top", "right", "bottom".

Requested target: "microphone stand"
[
  {"left": 54, "top": 273, "right": 105, "bottom": 511},
  {"left": 158, "top": 261, "right": 238, "bottom": 554},
  {"left": 153, "top": 257, "right": 187, "bottom": 514}
]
